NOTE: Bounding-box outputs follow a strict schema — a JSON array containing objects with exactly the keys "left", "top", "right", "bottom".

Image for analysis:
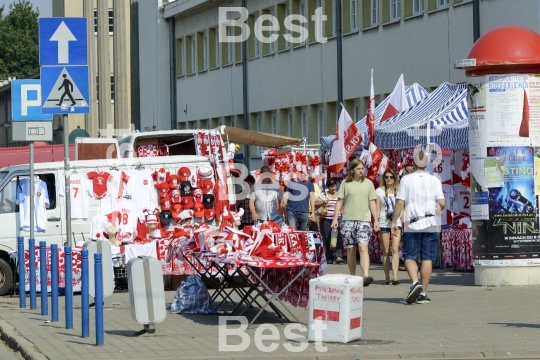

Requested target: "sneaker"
[
  {"left": 363, "top": 276, "right": 374, "bottom": 287},
  {"left": 406, "top": 282, "right": 423, "bottom": 304},
  {"left": 416, "top": 294, "right": 431, "bottom": 304}
]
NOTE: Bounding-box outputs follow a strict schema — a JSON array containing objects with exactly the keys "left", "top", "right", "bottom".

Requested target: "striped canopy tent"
[
  {"left": 319, "top": 83, "right": 429, "bottom": 149},
  {"left": 375, "top": 83, "right": 468, "bottom": 150}
]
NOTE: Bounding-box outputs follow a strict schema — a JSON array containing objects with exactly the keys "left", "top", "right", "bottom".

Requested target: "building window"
[
  {"left": 216, "top": 30, "right": 220, "bottom": 65},
  {"left": 413, "top": 0, "right": 423, "bottom": 14},
  {"left": 231, "top": 119, "right": 235, "bottom": 127},
  {"left": 191, "top": 38, "right": 196, "bottom": 72},
  {"left": 96, "top": 74, "right": 115, "bottom": 103},
  {"left": 271, "top": 113, "right": 277, "bottom": 134},
  {"left": 438, "top": 0, "right": 449, "bottom": 8},
  {"left": 332, "top": 0, "right": 337, "bottom": 36},
  {"left": 203, "top": 34, "right": 208, "bottom": 70},
  {"left": 206, "top": 121, "right": 210, "bottom": 130},
  {"left": 316, "top": 0, "right": 323, "bottom": 38},
  {"left": 257, "top": 113, "right": 263, "bottom": 154},
  {"left": 371, "top": 0, "right": 379, "bottom": 26},
  {"left": 285, "top": 6, "right": 290, "bottom": 49},
  {"left": 390, "top": 0, "right": 400, "bottom": 21},
  {"left": 93, "top": 8, "right": 114, "bottom": 34},
  {"left": 269, "top": 10, "right": 276, "bottom": 53},
  {"left": 301, "top": 110, "right": 307, "bottom": 139},
  {"left": 317, "top": 107, "right": 323, "bottom": 141},
  {"left": 299, "top": 1, "right": 306, "bottom": 44},
  {"left": 351, "top": 0, "right": 358, "bottom": 30},
  {"left": 288, "top": 112, "right": 293, "bottom": 136},
  {"left": 227, "top": 26, "right": 234, "bottom": 63},
  {"left": 354, "top": 103, "right": 360, "bottom": 121},
  {"left": 175, "top": 38, "right": 183, "bottom": 76}
]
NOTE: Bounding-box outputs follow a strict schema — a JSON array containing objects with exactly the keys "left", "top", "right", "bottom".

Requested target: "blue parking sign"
[{"left": 11, "top": 80, "right": 53, "bottom": 121}]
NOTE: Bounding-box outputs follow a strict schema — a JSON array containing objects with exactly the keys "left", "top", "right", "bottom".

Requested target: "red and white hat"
[
  {"left": 193, "top": 202, "right": 205, "bottom": 218},
  {"left": 193, "top": 188, "right": 203, "bottom": 203},
  {"left": 160, "top": 196, "right": 172, "bottom": 211},
  {"left": 198, "top": 164, "right": 213, "bottom": 178},
  {"left": 171, "top": 203, "right": 183, "bottom": 220},
  {"left": 170, "top": 188, "right": 182, "bottom": 203},
  {"left": 205, "top": 208, "right": 216, "bottom": 221},
  {"left": 168, "top": 174, "right": 179, "bottom": 189},
  {"left": 178, "top": 167, "right": 191, "bottom": 181},
  {"left": 143, "top": 208, "right": 160, "bottom": 224},
  {"left": 178, "top": 209, "right": 194, "bottom": 221},
  {"left": 155, "top": 182, "right": 170, "bottom": 198},
  {"left": 201, "top": 179, "right": 214, "bottom": 194},
  {"left": 181, "top": 196, "right": 194, "bottom": 209},
  {"left": 153, "top": 168, "right": 169, "bottom": 183}
]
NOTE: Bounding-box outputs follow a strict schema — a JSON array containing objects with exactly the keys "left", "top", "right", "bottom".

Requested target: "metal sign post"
[
  {"left": 39, "top": 17, "right": 90, "bottom": 247},
  {"left": 29, "top": 142, "right": 34, "bottom": 240}
]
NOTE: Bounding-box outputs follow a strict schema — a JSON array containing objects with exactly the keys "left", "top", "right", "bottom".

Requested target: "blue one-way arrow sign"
[{"left": 39, "top": 18, "right": 87, "bottom": 66}]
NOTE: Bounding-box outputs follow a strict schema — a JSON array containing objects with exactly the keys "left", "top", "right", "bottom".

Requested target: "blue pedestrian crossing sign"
[
  {"left": 11, "top": 80, "right": 53, "bottom": 121},
  {"left": 40, "top": 66, "right": 90, "bottom": 114},
  {"left": 39, "top": 18, "right": 87, "bottom": 66}
]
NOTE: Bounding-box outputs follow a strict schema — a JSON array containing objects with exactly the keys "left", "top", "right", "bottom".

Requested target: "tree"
[{"left": 0, "top": 0, "right": 39, "bottom": 79}]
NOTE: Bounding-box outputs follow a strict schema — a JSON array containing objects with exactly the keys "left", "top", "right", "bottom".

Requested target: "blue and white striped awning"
[
  {"left": 320, "top": 83, "right": 429, "bottom": 149},
  {"left": 375, "top": 83, "right": 468, "bottom": 150}
]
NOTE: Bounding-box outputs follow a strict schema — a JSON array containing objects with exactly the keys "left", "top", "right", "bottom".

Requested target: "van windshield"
[{"left": 0, "top": 172, "right": 8, "bottom": 182}]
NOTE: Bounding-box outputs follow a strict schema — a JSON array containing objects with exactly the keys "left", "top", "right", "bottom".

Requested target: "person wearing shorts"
[
  {"left": 392, "top": 150, "right": 445, "bottom": 304},
  {"left": 332, "top": 159, "right": 379, "bottom": 286}
]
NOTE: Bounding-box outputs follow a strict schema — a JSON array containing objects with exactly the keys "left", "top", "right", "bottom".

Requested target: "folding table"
[{"left": 184, "top": 252, "right": 316, "bottom": 326}]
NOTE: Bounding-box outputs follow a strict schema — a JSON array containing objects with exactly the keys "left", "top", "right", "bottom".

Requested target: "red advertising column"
[{"left": 456, "top": 26, "right": 540, "bottom": 285}]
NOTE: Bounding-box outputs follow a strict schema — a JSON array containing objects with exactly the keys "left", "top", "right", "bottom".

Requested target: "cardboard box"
[{"left": 308, "top": 274, "right": 363, "bottom": 343}]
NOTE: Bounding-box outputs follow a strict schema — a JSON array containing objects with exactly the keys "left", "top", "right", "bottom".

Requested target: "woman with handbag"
[
  {"left": 376, "top": 168, "right": 402, "bottom": 285},
  {"left": 315, "top": 179, "right": 343, "bottom": 264}
]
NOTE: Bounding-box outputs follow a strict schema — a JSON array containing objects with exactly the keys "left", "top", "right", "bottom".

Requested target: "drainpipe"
[
  {"left": 168, "top": 17, "right": 177, "bottom": 130},
  {"left": 473, "top": 0, "right": 480, "bottom": 42}
]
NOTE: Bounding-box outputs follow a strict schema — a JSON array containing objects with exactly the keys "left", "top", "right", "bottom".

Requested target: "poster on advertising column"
[
  {"left": 486, "top": 74, "right": 530, "bottom": 146},
  {"left": 486, "top": 146, "right": 540, "bottom": 259}
]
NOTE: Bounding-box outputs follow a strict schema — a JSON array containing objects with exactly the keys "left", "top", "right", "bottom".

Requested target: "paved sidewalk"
[{"left": 1, "top": 265, "right": 540, "bottom": 360}]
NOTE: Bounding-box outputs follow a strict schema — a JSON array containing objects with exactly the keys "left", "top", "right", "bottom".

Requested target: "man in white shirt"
[{"left": 392, "top": 150, "right": 445, "bottom": 305}]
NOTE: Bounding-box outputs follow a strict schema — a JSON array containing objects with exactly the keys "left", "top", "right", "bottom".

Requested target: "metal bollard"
[
  {"left": 17, "top": 236, "right": 25, "bottom": 308},
  {"left": 39, "top": 241, "right": 48, "bottom": 316},
  {"left": 29, "top": 238, "right": 36, "bottom": 310},
  {"left": 81, "top": 249, "right": 89, "bottom": 338},
  {"left": 94, "top": 253, "right": 104, "bottom": 346},
  {"left": 50, "top": 244, "right": 59, "bottom": 322},
  {"left": 64, "top": 246, "right": 73, "bottom": 329}
]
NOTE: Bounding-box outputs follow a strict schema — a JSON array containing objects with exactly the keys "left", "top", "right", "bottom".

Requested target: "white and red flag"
[
  {"left": 328, "top": 106, "right": 362, "bottom": 174},
  {"left": 364, "top": 142, "right": 390, "bottom": 183},
  {"left": 380, "top": 74, "right": 407, "bottom": 123},
  {"left": 367, "top": 69, "right": 376, "bottom": 144}
]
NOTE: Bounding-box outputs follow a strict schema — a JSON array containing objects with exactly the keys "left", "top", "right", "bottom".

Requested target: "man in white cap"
[{"left": 391, "top": 149, "right": 445, "bottom": 304}]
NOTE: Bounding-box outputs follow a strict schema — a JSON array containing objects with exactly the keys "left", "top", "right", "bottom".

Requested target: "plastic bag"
[{"left": 170, "top": 275, "right": 213, "bottom": 314}]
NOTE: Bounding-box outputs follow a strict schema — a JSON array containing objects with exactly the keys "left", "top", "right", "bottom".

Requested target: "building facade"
[{"left": 155, "top": 0, "right": 540, "bottom": 164}]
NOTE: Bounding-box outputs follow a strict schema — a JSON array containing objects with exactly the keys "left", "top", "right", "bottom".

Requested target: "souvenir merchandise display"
[
  {"left": 441, "top": 228, "right": 473, "bottom": 271},
  {"left": 16, "top": 177, "right": 50, "bottom": 232},
  {"left": 260, "top": 148, "right": 322, "bottom": 185}
]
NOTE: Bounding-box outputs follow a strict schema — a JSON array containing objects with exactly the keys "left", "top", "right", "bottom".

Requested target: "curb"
[{"left": 0, "top": 319, "right": 48, "bottom": 360}]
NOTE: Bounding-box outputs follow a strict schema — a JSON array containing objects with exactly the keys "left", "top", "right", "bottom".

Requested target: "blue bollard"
[
  {"left": 39, "top": 241, "right": 48, "bottom": 316},
  {"left": 50, "top": 244, "right": 58, "bottom": 322},
  {"left": 29, "top": 238, "right": 36, "bottom": 310},
  {"left": 17, "top": 237, "right": 25, "bottom": 308},
  {"left": 81, "top": 249, "right": 89, "bottom": 338},
  {"left": 64, "top": 246, "right": 73, "bottom": 329},
  {"left": 94, "top": 253, "right": 104, "bottom": 346}
]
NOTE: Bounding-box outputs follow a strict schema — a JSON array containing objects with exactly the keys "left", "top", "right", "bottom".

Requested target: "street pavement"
[
  {"left": 0, "top": 338, "right": 23, "bottom": 359},
  {"left": 1, "top": 264, "right": 540, "bottom": 360}
]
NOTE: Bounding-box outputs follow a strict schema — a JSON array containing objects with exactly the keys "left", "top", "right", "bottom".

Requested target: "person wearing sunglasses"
[{"left": 375, "top": 168, "right": 402, "bottom": 285}]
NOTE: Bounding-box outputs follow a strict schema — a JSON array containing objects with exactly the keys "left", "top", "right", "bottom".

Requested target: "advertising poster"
[
  {"left": 467, "top": 76, "right": 489, "bottom": 188},
  {"left": 486, "top": 74, "right": 530, "bottom": 146},
  {"left": 487, "top": 146, "right": 540, "bottom": 258},
  {"left": 534, "top": 147, "right": 540, "bottom": 194},
  {"left": 527, "top": 75, "right": 540, "bottom": 145}
]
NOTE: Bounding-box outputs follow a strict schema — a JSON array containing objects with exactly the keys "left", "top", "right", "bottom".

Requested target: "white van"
[{"left": 0, "top": 154, "right": 214, "bottom": 295}]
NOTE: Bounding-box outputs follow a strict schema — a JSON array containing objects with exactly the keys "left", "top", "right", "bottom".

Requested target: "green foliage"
[{"left": 0, "top": 0, "right": 39, "bottom": 79}]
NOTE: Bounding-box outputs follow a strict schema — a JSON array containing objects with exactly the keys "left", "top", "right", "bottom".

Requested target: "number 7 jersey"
[{"left": 58, "top": 173, "right": 90, "bottom": 219}]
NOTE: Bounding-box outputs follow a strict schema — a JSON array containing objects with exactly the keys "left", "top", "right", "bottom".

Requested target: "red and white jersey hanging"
[
  {"left": 59, "top": 173, "right": 90, "bottom": 219},
  {"left": 453, "top": 149, "right": 470, "bottom": 188},
  {"left": 452, "top": 184, "right": 471, "bottom": 218},
  {"left": 441, "top": 184, "right": 454, "bottom": 226},
  {"left": 87, "top": 171, "right": 112, "bottom": 199},
  {"left": 429, "top": 153, "right": 452, "bottom": 185},
  {"left": 108, "top": 170, "right": 131, "bottom": 199}
]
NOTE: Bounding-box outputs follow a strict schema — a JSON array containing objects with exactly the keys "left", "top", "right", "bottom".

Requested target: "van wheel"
[{"left": 0, "top": 259, "right": 13, "bottom": 296}]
